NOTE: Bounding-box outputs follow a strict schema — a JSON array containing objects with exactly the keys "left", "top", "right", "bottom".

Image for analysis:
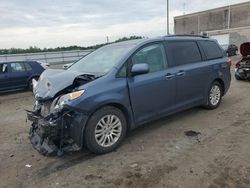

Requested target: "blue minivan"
[
  {"left": 0, "top": 61, "right": 45, "bottom": 91},
  {"left": 27, "top": 36, "right": 231, "bottom": 156}
]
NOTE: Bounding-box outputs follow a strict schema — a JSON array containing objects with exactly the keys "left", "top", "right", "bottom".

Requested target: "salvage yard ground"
[{"left": 1, "top": 56, "right": 250, "bottom": 188}]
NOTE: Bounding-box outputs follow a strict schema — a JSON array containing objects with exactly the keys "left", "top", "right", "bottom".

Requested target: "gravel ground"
[{"left": 1, "top": 56, "right": 250, "bottom": 188}]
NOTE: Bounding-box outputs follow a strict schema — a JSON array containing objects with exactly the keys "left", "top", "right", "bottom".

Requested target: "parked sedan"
[
  {"left": 221, "top": 44, "right": 238, "bottom": 57},
  {"left": 0, "top": 61, "right": 45, "bottom": 91}
]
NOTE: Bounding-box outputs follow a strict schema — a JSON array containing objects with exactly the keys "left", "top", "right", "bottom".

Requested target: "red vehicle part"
[
  {"left": 236, "top": 42, "right": 250, "bottom": 68},
  {"left": 240, "top": 42, "right": 250, "bottom": 57}
]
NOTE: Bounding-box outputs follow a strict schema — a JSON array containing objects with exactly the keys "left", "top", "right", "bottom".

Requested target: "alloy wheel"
[
  {"left": 94, "top": 115, "right": 122, "bottom": 147},
  {"left": 209, "top": 85, "right": 221, "bottom": 106}
]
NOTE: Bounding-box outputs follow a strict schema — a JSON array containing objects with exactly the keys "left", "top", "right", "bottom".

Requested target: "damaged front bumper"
[
  {"left": 235, "top": 67, "right": 250, "bottom": 80},
  {"left": 27, "top": 108, "right": 88, "bottom": 156}
]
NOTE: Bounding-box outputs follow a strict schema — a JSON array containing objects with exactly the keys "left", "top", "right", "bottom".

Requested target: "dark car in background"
[
  {"left": 221, "top": 44, "right": 238, "bottom": 56},
  {"left": 0, "top": 61, "right": 45, "bottom": 91},
  {"left": 27, "top": 36, "right": 231, "bottom": 156}
]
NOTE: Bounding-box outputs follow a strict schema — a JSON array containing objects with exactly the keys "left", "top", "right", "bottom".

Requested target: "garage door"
[{"left": 211, "top": 34, "right": 230, "bottom": 45}]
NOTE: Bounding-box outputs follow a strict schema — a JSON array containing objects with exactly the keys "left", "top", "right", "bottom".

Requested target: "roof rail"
[{"left": 165, "top": 34, "right": 209, "bottom": 38}]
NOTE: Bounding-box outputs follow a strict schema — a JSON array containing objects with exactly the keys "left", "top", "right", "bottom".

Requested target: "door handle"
[
  {"left": 176, "top": 71, "right": 185, "bottom": 77},
  {"left": 165, "top": 73, "right": 175, "bottom": 80}
]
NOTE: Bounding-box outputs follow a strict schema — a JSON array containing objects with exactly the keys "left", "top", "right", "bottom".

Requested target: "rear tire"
[
  {"left": 204, "top": 81, "right": 223, "bottom": 110},
  {"left": 84, "top": 106, "right": 127, "bottom": 154}
]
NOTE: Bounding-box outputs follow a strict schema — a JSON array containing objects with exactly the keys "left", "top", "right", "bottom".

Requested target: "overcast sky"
[{"left": 0, "top": 0, "right": 249, "bottom": 48}]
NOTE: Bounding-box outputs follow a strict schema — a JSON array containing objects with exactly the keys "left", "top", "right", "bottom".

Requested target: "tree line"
[{"left": 0, "top": 36, "right": 144, "bottom": 55}]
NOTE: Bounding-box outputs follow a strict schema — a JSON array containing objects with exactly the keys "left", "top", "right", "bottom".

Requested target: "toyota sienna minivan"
[{"left": 27, "top": 35, "right": 231, "bottom": 156}]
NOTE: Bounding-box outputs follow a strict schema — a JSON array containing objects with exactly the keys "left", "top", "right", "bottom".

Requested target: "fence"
[{"left": 0, "top": 49, "right": 94, "bottom": 65}]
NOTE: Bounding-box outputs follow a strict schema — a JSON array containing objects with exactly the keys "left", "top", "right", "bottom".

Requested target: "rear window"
[
  {"left": 24, "top": 63, "right": 32, "bottom": 71},
  {"left": 166, "top": 41, "right": 202, "bottom": 67},
  {"left": 200, "top": 41, "right": 223, "bottom": 60}
]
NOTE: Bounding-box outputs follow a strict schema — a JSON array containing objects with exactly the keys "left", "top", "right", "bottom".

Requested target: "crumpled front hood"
[{"left": 35, "top": 69, "right": 81, "bottom": 100}]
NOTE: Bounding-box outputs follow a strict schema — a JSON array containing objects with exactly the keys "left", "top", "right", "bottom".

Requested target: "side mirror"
[
  {"left": 63, "top": 65, "right": 70, "bottom": 70},
  {"left": 131, "top": 64, "right": 149, "bottom": 76}
]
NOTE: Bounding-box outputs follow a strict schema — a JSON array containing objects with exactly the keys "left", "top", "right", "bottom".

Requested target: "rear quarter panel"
[{"left": 204, "top": 57, "right": 231, "bottom": 96}]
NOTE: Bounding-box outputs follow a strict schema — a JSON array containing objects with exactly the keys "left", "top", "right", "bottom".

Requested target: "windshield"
[{"left": 69, "top": 44, "right": 135, "bottom": 75}]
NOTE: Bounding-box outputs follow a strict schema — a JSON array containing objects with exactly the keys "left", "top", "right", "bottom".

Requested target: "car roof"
[{"left": 109, "top": 35, "right": 215, "bottom": 47}]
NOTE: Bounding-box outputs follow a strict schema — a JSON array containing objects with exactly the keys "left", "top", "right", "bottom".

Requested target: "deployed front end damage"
[
  {"left": 26, "top": 69, "right": 99, "bottom": 156},
  {"left": 27, "top": 106, "right": 88, "bottom": 156},
  {"left": 235, "top": 42, "right": 250, "bottom": 81}
]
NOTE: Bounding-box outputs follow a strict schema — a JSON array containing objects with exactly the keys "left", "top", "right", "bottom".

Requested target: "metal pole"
[
  {"left": 167, "top": 0, "right": 170, "bottom": 35},
  {"left": 228, "top": 5, "right": 231, "bottom": 29}
]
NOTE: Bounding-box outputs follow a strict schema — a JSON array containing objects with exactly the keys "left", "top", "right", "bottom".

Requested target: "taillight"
[{"left": 227, "top": 59, "right": 232, "bottom": 67}]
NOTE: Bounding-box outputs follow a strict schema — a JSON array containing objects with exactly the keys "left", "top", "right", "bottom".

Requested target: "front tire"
[
  {"left": 204, "top": 81, "right": 223, "bottom": 110},
  {"left": 84, "top": 106, "right": 127, "bottom": 154}
]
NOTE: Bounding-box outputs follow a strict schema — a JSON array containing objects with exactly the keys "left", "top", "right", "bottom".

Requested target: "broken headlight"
[{"left": 55, "top": 90, "right": 85, "bottom": 110}]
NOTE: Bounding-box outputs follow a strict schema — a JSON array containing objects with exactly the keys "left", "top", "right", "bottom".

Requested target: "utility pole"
[
  {"left": 167, "top": 0, "right": 170, "bottom": 35},
  {"left": 228, "top": 3, "right": 231, "bottom": 29},
  {"left": 106, "top": 36, "right": 109, "bottom": 44}
]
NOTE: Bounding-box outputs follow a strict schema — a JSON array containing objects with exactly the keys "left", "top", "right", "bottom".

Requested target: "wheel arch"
[
  {"left": 81, "top": 102, "right": 133, "bottom": 149},
  {"left": 89, "top": 103, "right": 133, "bottom": 131},
  {"left": 27, "top": 74, "right": 40, "bottom": 88},
  {"left": 213, "top": 78, "right": 225, "bottom": 96}
]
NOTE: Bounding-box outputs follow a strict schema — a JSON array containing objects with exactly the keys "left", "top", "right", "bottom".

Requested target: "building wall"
[
  {"left": 230, "top": 4, "right": 250, "bottom": 28},
  {"left": 174, "top": 2, "right": 250, "bottom": 41},
  {"left": 208, "top": 27, "right": 250, "bottom": 47}
]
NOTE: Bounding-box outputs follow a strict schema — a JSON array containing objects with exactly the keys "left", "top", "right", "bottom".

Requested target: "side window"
[
  {"left": 10, "top": 63, "right": 26, "bottom": 72},
  {"left": 24, "top": 63, "right": 32, "bottom": 71},
  {"left": 200, "top": 41, "right": 223, "bottom": 60},
  {"left": 0, "top": 64, "right": 8, "bottom": 74},
  {"left": 117, "top": 64, "right": 127, "bottom": 77},
  {"left": 166, "top": 41, "right": 202, "bottom": 67},
  {"left": 132, "top": 43, "right": 167, "bottom": 73}
]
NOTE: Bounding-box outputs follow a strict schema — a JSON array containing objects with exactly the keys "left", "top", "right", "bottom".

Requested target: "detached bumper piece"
[{"left": 27, "top": 111, "right": 80, "bottom": 156}]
